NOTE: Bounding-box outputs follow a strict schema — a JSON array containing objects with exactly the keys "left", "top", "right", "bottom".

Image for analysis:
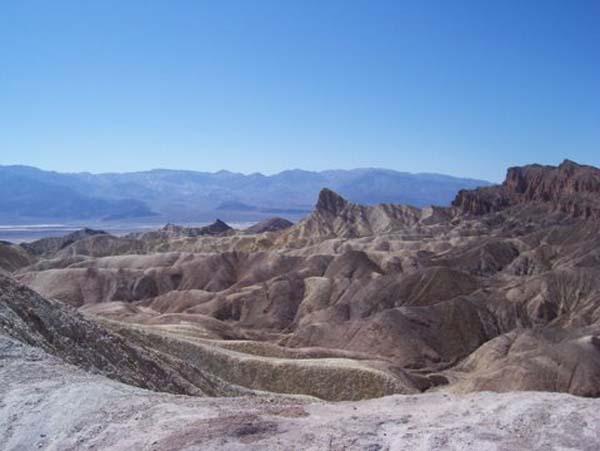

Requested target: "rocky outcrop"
[
  {"left": 0, "top": 242, "right": 35, "bottom": 273},
  {"left": 245, "top": 217, "right": 294, "bottom": 234},
  {"left": 454, "top": 160, "right": 600, "bottom": 218},
  {"left": 132, "top": 220, "right": 234, "bottom": 241},
  {"left": 0, "top": 275, "right": 244, "bottom": 396},
  {"left": 449, "top": 329, "right": 600, "bottom": 397},
  {"left": 316, "top": 188, "right": 348, "bottom": 215},
  {"left": 53, "top": 234, "right": 145, "bottom": 258},
  {"left": 277, "top": 188, "right": 423, "bottom": 246},
  {"left": 194, "top": 219, "right": 233, "bottom": 236},
  {"left": 20, "top": 228, "right": 107, "bottom": 256}
]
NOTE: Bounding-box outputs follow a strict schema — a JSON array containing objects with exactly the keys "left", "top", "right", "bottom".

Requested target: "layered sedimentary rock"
[
  {"left": 454, "top": 159, "right": 600, "bottom": 218},
  {"left": 5, "top": 160, "right": 600, "bottom": 402}
]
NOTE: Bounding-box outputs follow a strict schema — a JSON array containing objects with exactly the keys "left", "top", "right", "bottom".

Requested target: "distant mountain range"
[{"left": 0, "top": 165, "right": 490, "bottom": 223}]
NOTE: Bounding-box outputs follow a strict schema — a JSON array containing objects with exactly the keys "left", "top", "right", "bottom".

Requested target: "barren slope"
[
  {"left": 3, "top": 336, "right": 600, "bottom": 451},
  {"left": 9, "top": 160, "right": 600, "bottom": 401}
]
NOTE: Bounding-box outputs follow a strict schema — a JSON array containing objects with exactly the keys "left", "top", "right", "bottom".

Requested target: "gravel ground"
[{"left": 1, "top": 335, "right": 600, "bottom": 451}]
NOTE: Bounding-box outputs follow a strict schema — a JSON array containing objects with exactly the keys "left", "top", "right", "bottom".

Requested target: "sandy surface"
[{"left": 1, "top": 336, "right": 600, "bottom": 451}]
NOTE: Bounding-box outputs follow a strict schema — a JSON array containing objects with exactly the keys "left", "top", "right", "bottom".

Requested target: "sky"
[{"left": 0, "top": 1, "right": 599, "bottom": 182}]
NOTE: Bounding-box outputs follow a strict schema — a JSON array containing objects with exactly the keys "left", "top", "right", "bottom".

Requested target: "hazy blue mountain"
[
  {"left": 0, "top": 166, "right": 157, "bottom": 223},
  {"left": 0, "top": 165, "right": 490, "bottom": 223}
]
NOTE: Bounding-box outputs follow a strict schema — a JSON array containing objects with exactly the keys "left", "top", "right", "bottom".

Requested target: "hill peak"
[{"left": 316, "top": 188, "right": 349, "bottom": 214}]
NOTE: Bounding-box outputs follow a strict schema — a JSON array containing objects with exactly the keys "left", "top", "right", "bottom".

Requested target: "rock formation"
[
  {"left": 0, "top": 241, "right": 35, "bottom": 273},
  {"left": 276, "top": 187, "right": 424, "bottom": 247},
  {"left": 3, "top": 160, "right": 600, "bottom": 448},
  {"left": 244, "top": 217, "right": 293, "bottom": 234},
  {"left": 454, "top": 159, "right": 600, "bottom": 218},
  {"left": 130, "top": 219, "right": 234, "bottom": 241},
  {"left": 21, "top": 228, "right": 107, "bottom": 256}
]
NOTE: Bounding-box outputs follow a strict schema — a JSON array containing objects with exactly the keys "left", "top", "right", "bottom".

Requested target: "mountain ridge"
[
  {"left": 0, "top": 163, "right": 492, "bottom": 181},
  {"left": 0, "top": 164, "right": 490, "bottom": 223}
]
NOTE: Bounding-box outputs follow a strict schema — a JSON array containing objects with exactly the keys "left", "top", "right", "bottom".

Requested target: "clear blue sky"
[{"left": 1, "top": 1, "right": 598, "bottom": 182}]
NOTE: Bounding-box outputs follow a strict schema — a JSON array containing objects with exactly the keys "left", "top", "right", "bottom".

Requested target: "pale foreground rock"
[{"left": 1, "top": 336, "right": 599, "bottom": 451}]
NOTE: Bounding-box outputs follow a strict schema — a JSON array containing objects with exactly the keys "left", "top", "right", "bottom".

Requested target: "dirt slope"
[{"left": 2, "top": 336, "right": 600, "bottom": 451}]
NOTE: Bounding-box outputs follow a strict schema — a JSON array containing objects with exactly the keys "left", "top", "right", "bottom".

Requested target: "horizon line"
[{"left": 0, "top": 163, "right": 496, "bottom": 183}]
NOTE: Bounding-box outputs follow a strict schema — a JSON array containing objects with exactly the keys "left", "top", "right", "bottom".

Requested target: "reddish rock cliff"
[{"left": 454, "top": 160, "right": 600, "bottom": 218}]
